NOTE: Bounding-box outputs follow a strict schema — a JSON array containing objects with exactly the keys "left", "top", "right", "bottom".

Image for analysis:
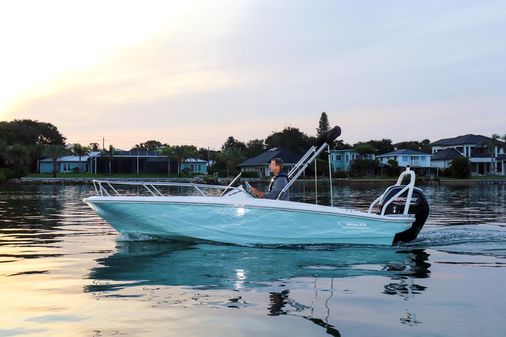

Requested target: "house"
[
  {"left": 180, "top": 157, "right": 208, "bottom": 175},
  {"left": 90, "top": 150, "right": 176, "bottom": 174},
  {"left": 376, "top": 149, "right": 432, "bottom": 175},
  {"left": 431, "top": 134, "right": 505, "bottom": 175},
  {"left": 39, "top": 155, "right": 90, "bottom": 174},
  {"left": 238, "top": 148, "right": 301, "bottom": 177},
  {"left": 329, "top": 149, "right": 376, "bottom": 172},
  {"left": 430, "top": 148, "right": 464, "bottom": 169}
]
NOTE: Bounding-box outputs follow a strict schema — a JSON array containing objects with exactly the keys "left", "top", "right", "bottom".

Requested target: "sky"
[{"left": 1, "top": 0, "right": 505, "bottom": 150}]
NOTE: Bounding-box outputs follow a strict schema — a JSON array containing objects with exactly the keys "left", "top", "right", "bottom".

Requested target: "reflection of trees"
[
  {"left": 383, "top": 249, "right": 431, "bottom": 299},
  {"left": 263, "top": 249, "right": 431, "bottom": 337},
  {"left": 268, "top": 289, "right": 341, "bottom": 337}
]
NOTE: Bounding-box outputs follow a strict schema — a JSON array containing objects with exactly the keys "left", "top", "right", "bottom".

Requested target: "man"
[{"left": 251, "top": 158, "right": 290, "bottom": 201}]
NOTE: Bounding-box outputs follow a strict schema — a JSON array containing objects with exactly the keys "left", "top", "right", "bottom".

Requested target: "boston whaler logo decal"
[{"left": 338, "top": 221, "right": 368, "bottom": 228}]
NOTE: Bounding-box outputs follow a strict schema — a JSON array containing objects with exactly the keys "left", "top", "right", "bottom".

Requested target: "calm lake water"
[{"left": 1, "top": 182, "right": 505, "bottom": 337}]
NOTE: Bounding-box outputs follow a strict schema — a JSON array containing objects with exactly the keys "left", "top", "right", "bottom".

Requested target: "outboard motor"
[{"left": 377, "top": 185, "right": 430, "bottom": 244}]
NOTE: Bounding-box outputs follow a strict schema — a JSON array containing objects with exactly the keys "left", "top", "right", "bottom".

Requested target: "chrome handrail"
[
  {"left": 91, "top": 179, "right": 244, "bottom": 198},
  {"left": 368, "top": 167, "right": 416, "bottom": 216}
]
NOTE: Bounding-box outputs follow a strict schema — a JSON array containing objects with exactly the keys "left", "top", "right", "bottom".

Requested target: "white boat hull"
[{"left": 84, "top": 196, "right": 414, "bottom": 246}]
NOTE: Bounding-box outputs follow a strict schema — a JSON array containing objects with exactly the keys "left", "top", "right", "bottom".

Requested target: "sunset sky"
[{"left": 1, "top": 0, "right": 505, "bottom": 150}]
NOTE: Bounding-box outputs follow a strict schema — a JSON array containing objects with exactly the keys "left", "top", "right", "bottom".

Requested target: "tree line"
[{"left": 1, "top": 114, "right": 505, "bottom": 180}]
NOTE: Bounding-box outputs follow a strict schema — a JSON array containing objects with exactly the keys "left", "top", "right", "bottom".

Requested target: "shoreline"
[{"left": 7, "top": 176, "right": 506, "bottom": 185}]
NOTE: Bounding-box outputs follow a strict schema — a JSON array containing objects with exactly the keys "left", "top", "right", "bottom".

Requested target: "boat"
[{"left": 84, "top": 126, "right": 429, "bottom": 246}]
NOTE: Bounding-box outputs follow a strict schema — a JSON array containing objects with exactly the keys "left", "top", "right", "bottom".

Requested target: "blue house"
[
  {"left": 329, "top": 149, "right": 376, "bottom": 172},
  {"left": 39, "top": 155, "right": 91, "bottom": 174},
  {"left": 180, "top": 158, "right": 208, "bottom": 175},
  {"left": 376, "top": 149, "right": 432, "bottom": 169}
]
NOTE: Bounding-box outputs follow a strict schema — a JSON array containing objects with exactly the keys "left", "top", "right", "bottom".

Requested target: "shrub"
[
  {"left": 450, "top": 157, "right": 471, "bottom": 178},
  {"left": 349, "top": 159, "right": 377, "bottom": 177},
  {"left": 334, "top": 170, "right": 348, "bottom": 178}
]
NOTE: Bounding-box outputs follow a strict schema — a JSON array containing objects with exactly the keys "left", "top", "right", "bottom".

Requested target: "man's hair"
[{"left": 271, "top": 157, "right": 284, "bottom": 169}]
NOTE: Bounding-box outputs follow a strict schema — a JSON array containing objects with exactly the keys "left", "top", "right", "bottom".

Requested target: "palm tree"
[
  {"left": 107, "top": 145, "right": 114, "bottom": 176},
  {"left": 488, "top": 134, "right": 500, "bottom": 174},
  {"left": 170, "top": 145, "right": 197, "bottom": 176},
  {"left": 43, "top": 145, "right": 68, "bottom": 178},
  {"left": 160, "top": 146, "right": 174, "bottom": 177},
  {"left": 72, "top": 144, "right": 90, "bottom": 173}
]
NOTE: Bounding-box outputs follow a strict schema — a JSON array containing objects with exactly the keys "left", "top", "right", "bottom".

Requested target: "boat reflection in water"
[
  {"left": 87, "top": 242, "right": 430, "bottom": 291},
  {"left": 86, "top": 242, "right": 430, "bottom": 337}
]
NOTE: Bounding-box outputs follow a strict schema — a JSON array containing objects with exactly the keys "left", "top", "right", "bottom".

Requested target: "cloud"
[{"left": 4, "top": 0, "right": 506, "bottom": 149}]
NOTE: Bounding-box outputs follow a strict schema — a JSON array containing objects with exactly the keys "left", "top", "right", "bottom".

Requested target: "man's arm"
[{"left": 263, "top": 177, "right": 287, "bottom": 199}]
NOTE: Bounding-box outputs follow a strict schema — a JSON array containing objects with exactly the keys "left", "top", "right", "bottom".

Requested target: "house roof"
[
  {"left": 431, "top": 134, "right": 492, "bottom": 146},
  {"left": 107, "top": 150, "right": 163, "bottom": 157},
  {"left": 238, "top": 148, "right": 301, "bottom": 167},
  {"left": 40, "top": 155, "right": 90, "bottom": 162},
  {"left": 330, "top": 149, "right": 357, "bottom": 154},
  {"left": 376, "top": 149, "right": 431, "bottom": 158},
  {"left": 432, "top": 148, "right": 464, "bottom": 161},
  {"left": 182, "top": 157, "right": 207, "bottom": 163}
]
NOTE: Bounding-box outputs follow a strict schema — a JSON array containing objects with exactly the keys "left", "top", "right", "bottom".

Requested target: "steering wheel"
[{"left": 243, "top": 181, "right": 256, "bottom": 198}]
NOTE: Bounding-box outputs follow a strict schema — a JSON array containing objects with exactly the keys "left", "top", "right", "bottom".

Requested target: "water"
[{"left": 1, "top": 183, "right": 505, "bottom": 337}]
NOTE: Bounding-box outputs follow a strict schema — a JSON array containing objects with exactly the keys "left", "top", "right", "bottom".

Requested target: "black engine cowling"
[{"left": 377, "top": 185, "right": 430, "bottom": 244}]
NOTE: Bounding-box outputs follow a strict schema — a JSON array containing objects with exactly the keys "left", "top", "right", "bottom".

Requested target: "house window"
[
  {"left": 336, "top": 155, "right": 342, "bottom": 161},
  {"left": 420, "top": 157, "right": 426, "bottom": 162}
]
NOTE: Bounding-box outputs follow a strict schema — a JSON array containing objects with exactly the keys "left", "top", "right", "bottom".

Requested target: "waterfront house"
[
  {"left": 39, "top": 155, "right": 91, "bottom": 174},
  {"left": 180, "top": 157, "right": 208, "bottom": 175},
  {"left": 329, "top": 149, "right": 376, "bottom": 172},
  {"left": 431, "top": 134, "right": 505, "bottom": 175},
  {"left": 238, "top": 147, "right": 301, "bottom": 177},
  {"left": 430, "top": 148, "right": 464, "bottom": 169},
  {"left": 376, "top": 149, "right": 432, "bottom": 175},
  {"left": 90, "top": 150, "right": 176, "bottom": 175}
]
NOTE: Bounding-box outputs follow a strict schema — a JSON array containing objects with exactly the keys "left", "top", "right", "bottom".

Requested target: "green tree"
[
  {"left": 218, "top": 147, "right": 246, "bottom": 177},
  {"left": 334, "top": 140, "right": 352, "bottom": 150},
  {"left": 221, "top": 137, "right": 247, "bottom": 152},
  {"left": 365, "top": 139, "right": 394, "bottom": 155},
  {"left": 72, "top": 144, "right": 90, "bottom": 173},
  {"left": 316, "top": 112, "right": 330, "bottom": 138},
  {"left": 245, "top": 139, "right": 265, "bottom": 158},
  {"left": 0, "top": 139, "right": 6, "bottom": 167},
  {"left": 450, "top": 157, "right": 471, "bottom": 179},
  {"left": 160, "top": 146, "right": 175, "bottom": 176},
  {"left": 265, "top": 127, "right": 312, "bottom": 154},
  {"left": 353, "top": 143, "right": 376, "bottom": 158},
  {"left": 349, "top": 159, "right": 377, "bottom": 177},
  {"left": 169, "top": 145, "right": 197, "bottom": 176},
  {"left": 131, "top": 140, "right": 162, "bottom": 151},
  {"left": 5, "top": 144, "right": 31, "bottom": 169},
  {"left": 394, "top": 139, "right": 432, "bottom": 153},
  {"left": 89, "top": 142, "right": 100, "bottom": 151},
  {"left": 487, "top": 134, "right": 500, "bottom": 174},
  {"left": 386, "top": 159, "right": 399, "bottom": 177},
  {"left": 0, "top": 119, "right": 65, "bottom": 146},
  {"left": 43, "top": 145, "right": 68, "bottom": 178}
]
